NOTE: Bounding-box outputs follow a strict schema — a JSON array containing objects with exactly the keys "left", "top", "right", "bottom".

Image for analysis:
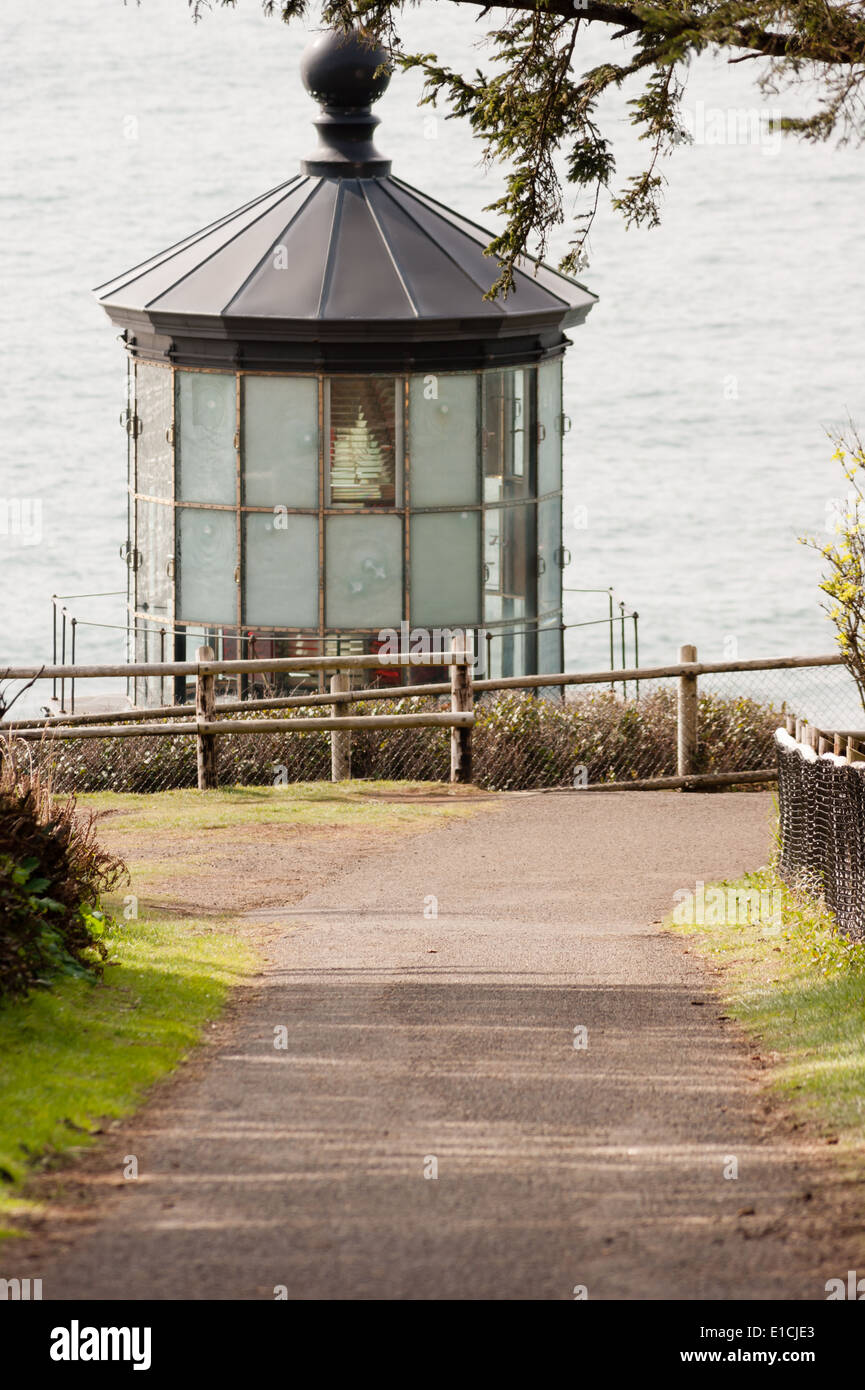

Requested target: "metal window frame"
[
  {"left": 323, "top": 375, "right": 405, "bottom": 509},
  {"left": 128, "top": 358, "right": 565, "bottom": 692}
]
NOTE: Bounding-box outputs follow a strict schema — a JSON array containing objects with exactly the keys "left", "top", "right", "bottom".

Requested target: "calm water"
[{"left": 2, "top": 1, "right": 863, "bottom": 720}]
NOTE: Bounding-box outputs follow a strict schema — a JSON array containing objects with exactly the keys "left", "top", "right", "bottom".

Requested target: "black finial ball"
[{"left": 301, "top": 30, "right": 391, "bottom": 110}]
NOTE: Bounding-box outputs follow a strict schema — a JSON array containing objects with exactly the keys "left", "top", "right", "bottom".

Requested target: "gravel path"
[{"left": 18, "top": 789, "right": 862, "bottom": 1300}]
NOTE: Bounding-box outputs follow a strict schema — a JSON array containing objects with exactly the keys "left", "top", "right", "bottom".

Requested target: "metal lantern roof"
[{"left": 95, "top": 30, "right": 597, "bottom": 372}]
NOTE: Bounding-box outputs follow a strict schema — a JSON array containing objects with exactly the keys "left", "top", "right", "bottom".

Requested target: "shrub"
[
  {"left": 0, "top": 759, "right": 127, "bottom": 1001},
  {"left": 9, "top": 686, "right": 783, "bottom": 794}
]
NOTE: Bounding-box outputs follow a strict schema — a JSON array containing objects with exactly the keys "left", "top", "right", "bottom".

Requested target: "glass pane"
[
  {"left": 482, "top": 369, "right": 529, "bottom": 503},
  {"left": 408, "top": 375, "right": 478, "bottom": 506},
  {"left": 176, "top": 371, "right": 236, "bottom": 504},
  {"left": 538, "top": 619, "right": 562, "bottom": 676},
  {"left": 325, "top": 514, "right": 402, "bottom": 628},
  {"left": 136, "top": 362, "right": 173, "bottom": 499},
  {"left": 537, "top": 358, "right": 563, "bottom": 496},
  {"left": 132, "top": 622, "right": 147, "bottom": 708},
  {"left": 410, "top": 511, "right": 480, "bottom": 628},
  {"left": 485, "top": 624, "right": 527, "bottom": 681},
  {"left": 484, "top": 504, "right": 535, "bottom": 611},
  {"left": 181, "top": 625, "right": 229, "bottom": 665},
  {"left": 127, "top": 480, "right": 134, "bottom": 621},
  {"left": 145, "top": 622, "right": 169, "bottom": 708},
  {"left": 328, "top": 378, "right": 398, "bottom": 506},
  {"left": 484, "top": 503, "right": 535, "bottom": 678},
  {"left": 243, "top": 376, "right": 318, "bottom": 509},
  {"left": 130, "top": 622, "right": 170, "bottom": 709},
  {"left": 244, "top": 513, "right": 318, "bottom": 627},
  {"left": 133, "top": 620, "right": 147, "bottom": 664},
  {"left": 538, "top": 496, "right": 562, "bottom": 613},
  {"left": 135, "top": 499, "right": 172, "bottom": 621},
  {"left": 177, "top": 508, "right": 237, "bottom": 624},
  {"left": 484, "top": 512, "right": 501, "bottom": 598}
]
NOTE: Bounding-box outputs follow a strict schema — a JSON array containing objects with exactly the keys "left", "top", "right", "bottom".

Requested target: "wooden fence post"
[
  {"left": 331, "top": 670, "right": 351, "bottom": 782},
  {"left": 677, "top": 643, "right": 698, "bottom": 784},
  {"left": 834, "top": 732, "right": 843, "bottom": 756},
  {"left": 195, "top": 645, "right": 218, "bottom": 790},
  {"left": 450, "top": 633, "right": 473, "bottom": 785},
  {"left": 847, "top": 736, "right": 856, "bottom": 766}
]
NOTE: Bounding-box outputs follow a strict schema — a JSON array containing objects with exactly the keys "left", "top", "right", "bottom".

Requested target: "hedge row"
[{"left": 16, "top": 687, "right": 783, "bottom": 794}]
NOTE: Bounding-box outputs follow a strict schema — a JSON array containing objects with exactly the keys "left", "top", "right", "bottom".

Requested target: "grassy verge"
[
  {"left": 0, "top": 911, "right": 256, "bottom": 1238},
  {"left": 77, "top": 780, "right": 485, "bottom": 835},
  {"left": 668, "top": 867, "right": 865, "bottom": 1145}
]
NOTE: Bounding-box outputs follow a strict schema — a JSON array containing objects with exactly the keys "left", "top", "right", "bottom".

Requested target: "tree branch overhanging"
[{"left": 190, "top": 0, "right": 865, "bottom": 293}]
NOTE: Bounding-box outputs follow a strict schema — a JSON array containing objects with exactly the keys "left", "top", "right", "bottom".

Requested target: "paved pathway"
[{"left": 20, "top": 791, "right": 861, "bottom": 1300}]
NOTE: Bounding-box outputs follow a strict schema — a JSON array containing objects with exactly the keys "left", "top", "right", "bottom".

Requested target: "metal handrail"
[{"left": 46, "top": 584, "right": 641, "bottom": 713}]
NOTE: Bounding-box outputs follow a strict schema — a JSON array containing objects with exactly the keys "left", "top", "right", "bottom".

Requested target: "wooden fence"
[
  {"left": 1, "top": 644, "right": 848, "bottom": 792},
  {"left": 4, "top": 647, "right": 475, "bottom": 789},
  {"left": 782, "top": 715, "right": 865, "bottom": 762}
]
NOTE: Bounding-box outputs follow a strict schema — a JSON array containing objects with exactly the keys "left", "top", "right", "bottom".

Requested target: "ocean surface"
[{"left": 2, "top": 0, "right": 864, "bottom": 721}]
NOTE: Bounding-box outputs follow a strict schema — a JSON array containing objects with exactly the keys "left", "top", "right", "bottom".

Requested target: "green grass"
[
  {"left": 0, "top": 912, "right": 256, "bottom": 1237},
  {"left": 668, "top": 867, "right": 865, "bottom": 1145},
  {"left": 79, "top": 780, "right": 483, "bottom": 836}
]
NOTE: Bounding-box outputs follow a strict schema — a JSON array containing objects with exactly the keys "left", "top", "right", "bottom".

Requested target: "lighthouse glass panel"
[
  {"left": 176, "top": 371, "right": 236, "bottom": 504},
  {"left": 135, "top": 499, "right": 172, "bottom": 621},
  {"left": 484, "top": 505, "right": 534, "bottom": 614},
  {"left": 537, "top": 358, "right": 563, "bottom": 497},
  {"left": 408, "top": 374, "right": 478, "bottom": 506},
  {"left": 244, "top": 513, "right": 318, "bottom": 628},
  {"left": 325, "top": 513, "right": 403, "bottom": 628},
  {"left": 410, "top": 511, "right": 480, "bottom": 628},
  {"left": 135, "top": 362, "right": 173, "bottom": 499},
  {"left": 177, "top": 507, "right": 237, "bottom": 624},
  {"left": 484, "top": 502, "right": 535, "bottom": 677},
  {"left": 242, "top": 376, "right": 318, "bottom": 508},
  {"left": 537, "top": 495, "right": 562, "bottom": 613},
  {"left": 327, "top": 378, "right": 400, "bottom": 506},
  {"left": 538, "top": 617, "right": 563, "bottom": 677},
  {"left": 482, "top": 369, "right": 529, "bottom": 502}
]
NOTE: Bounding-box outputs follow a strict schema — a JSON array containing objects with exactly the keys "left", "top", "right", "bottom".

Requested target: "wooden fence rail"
[
  {"left": 0, "top": 644, "right": 850, "bottom": 791},
  {"left": 3, "top": 682, "right": 460, "bottom": 730},
  {"left": 783, "top": 713, "right": 865, "bottom": 765},
  {"left": 3, "top": 649, "right": 847, "bottom": 733},
  {"left": 3, "top": 643, "right": 476, "bottom": 789},
  {"left": 0, "top": 648, "right": 844, "bottom": 689},
  {"left": 8, "top": 712, "right": 475, "bottom": 741}
]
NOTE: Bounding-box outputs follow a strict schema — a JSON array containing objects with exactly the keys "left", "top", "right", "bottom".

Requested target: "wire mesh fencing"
[
  {"left": 0, "top": 675, "right": 819, "bottom": 795},
  {"left": 776, "top": 730, "right": 865, "bottom": 942},
  {"left": 700, "top": 662, "right": 861, "bottom": 739}
]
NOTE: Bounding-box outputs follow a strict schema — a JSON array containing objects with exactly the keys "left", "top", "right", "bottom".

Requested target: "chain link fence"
[
  {"left": 5, "top": 667, "right": 850, "bottom": 794},
  {"left": 776, "top": 730, "right": 865, "bottom": 941},
  {"left": 699, "top": 661, "right": 861, "bottom": 736}
]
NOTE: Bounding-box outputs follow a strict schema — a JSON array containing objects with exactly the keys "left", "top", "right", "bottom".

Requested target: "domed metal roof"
[{"left": 95, "top": 30, "right": 596, "bottom": 372}]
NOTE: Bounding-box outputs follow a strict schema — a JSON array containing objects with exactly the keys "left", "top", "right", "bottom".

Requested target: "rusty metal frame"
[{"left": 403, "top": 375, "right": 411, "bottom": 629}]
